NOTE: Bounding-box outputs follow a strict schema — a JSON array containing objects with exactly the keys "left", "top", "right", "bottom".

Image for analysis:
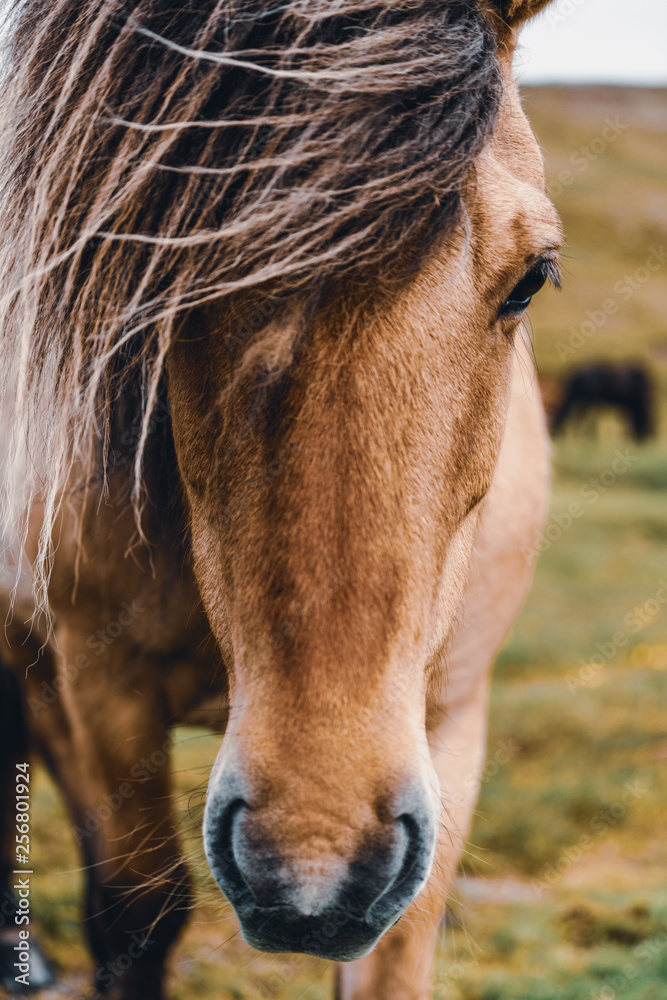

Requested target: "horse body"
[
  {"left": 551, "top": 362, "right": 654, "bottom": 440},
  {"left": 0, "top": 1, "right": 560, "bottom": 996}
]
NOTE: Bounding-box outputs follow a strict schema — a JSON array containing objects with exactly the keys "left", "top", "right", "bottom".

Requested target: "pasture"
[{"left": 2, "top": 85, "right": 667, "bottom": 1000}]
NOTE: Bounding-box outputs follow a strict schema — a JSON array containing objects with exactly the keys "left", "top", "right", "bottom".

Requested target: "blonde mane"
[{"left": 0, "top": 0, "right": 502, "bottom": 606}]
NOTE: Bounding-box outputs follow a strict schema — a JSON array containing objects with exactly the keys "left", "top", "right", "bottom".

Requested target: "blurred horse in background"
[
  {"left": 0, "top": 0, "right": 559, "bottom": 997},
  {"left": 551, "top": 362, "right": 654, "bottom": 440}
]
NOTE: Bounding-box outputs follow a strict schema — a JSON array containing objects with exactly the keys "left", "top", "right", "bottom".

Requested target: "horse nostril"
[
  {"left": 391, "top": 813, "right": 425, "bottom": 890},
  {"left": 204, "top": 796, "right": 254, "bottom": 905},
  {"left": 360, "top": 811, "right": 433, "bottom": 925},
  {"left": 206, "top": 795, "right": 293, "bottom": 910}
]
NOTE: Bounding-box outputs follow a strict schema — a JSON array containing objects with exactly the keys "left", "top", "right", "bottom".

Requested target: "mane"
[{"left": 0, "top": 0, "right": 502, "bottom": 607}]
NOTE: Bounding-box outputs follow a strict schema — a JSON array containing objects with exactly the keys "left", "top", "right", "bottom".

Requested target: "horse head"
[
  {"left": 0, "top": 0, "right": 560, "bottom": 964},
  {"left": 161, "top": 0, "right": 562, "bottom": 958}
]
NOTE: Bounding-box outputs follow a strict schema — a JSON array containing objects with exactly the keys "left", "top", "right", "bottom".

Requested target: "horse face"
[{"left": 166, "top": 69, "right": 560, "bottom": 959}]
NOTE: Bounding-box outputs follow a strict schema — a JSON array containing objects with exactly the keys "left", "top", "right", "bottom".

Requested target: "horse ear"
[{"left": 490, "top": 0, "right": 553, "bottom": 29}]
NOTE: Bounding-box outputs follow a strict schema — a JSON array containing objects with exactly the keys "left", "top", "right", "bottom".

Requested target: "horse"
[
  {"left": 0, "top": 0, "right": 561, "bottom": 997},
  {"left": 551, "top": 362, "right": 655, "bottom": 440}
]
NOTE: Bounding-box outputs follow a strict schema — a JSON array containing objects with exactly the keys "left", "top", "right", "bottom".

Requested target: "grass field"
[{"left": 3, "top": 86, "right": 667, "bottom": 1000}]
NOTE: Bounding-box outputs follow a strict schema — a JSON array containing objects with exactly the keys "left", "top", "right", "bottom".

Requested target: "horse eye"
[{"left": 499, "top": 259, "right": 560, "bottom": 318}]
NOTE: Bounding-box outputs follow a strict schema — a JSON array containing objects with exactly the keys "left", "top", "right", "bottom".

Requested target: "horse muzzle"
[{"left": 203, "top": 780, "right": 438, "bottom": 960}]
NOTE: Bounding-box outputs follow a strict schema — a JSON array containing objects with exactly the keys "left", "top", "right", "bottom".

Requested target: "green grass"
[
  {"left": 3, "top": 87, "right": 667, "bottom": 999},
  {"left": 497, "top": 435, "right": 667, "bottom": 680},
  {"left": 435, "top": 894, "right": 667, "bottom": 1000}
]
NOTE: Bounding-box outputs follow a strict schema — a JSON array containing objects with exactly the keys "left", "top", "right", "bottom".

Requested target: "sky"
[{"left": 516, "top": 0, "right": 667, "bottom": 85}]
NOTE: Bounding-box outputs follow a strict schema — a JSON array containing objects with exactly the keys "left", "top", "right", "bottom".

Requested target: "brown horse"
[
  {"left": 0, "top": 0, "right": 561, "bottom": 997},
  {"left": 551, "top": 362, "right": 655, "bottom": 440}
]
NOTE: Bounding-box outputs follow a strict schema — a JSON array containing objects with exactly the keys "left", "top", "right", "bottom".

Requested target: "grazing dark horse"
[
  {"left": 0, "top": 0, "right": 561, "bottom": 997},
  {"left": 551, "top": 363, "right": 654, "bottom": 440}
]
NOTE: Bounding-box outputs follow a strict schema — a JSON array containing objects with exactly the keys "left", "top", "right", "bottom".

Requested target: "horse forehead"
[
  {"left": 473, "top": 146, "right": 559, "bottom": 246},
  {"left": 469, "top": 96, "right": 561, "bottom": 278}
]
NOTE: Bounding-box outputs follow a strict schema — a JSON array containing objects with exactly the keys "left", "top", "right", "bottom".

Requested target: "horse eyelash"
[{"left": 541, "top": 255, "right": 563, "bottom": 290}]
